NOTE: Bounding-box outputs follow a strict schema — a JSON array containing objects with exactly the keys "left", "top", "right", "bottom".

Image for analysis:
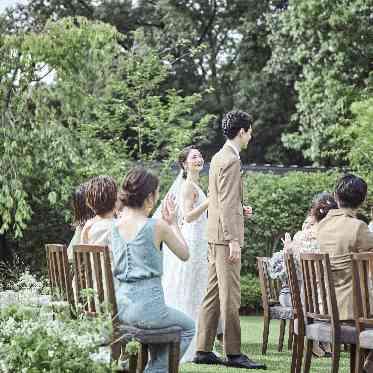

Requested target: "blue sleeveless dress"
[{"left": 111, "top": 218, "right": 195, "bottom": 373}]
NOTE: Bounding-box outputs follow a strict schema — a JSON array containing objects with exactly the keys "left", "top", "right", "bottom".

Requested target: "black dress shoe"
[
  {"left": 193, "top": 352, "right": 226, "bottom": 365},
  {"left": 226, "top": 354, "right": 267, "bottom": 370}
]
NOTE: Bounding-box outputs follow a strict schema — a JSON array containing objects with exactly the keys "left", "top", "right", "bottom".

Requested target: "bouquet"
[{"left": 268, "top": 250, "right": 287, "bottom": 284}]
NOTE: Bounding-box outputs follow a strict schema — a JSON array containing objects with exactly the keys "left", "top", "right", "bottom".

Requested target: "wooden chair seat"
[
  {"left": 359, "top": 330, "right": 373, "bottom": 349},
  {"left": 270, "top": 305, "right": 294, "bottom": 320},
  {"left": 305, "top": 322, "right": 358, "bottom": 345},
  {"left": 116, "top": 325, "right": 182, "bottom": 345}
]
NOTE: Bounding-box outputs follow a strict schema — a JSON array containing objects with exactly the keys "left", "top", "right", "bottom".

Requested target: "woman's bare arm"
[{"left": 182, "top": 181, "right": 208, "bottom": 223}]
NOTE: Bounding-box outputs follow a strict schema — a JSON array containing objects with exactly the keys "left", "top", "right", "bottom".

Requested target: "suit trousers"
[{"left": 196, "top": 243, "right": 241, "bottom": 355}]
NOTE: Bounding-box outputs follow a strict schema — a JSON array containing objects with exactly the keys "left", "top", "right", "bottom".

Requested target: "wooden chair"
[
  {"left": 45, "top": 244, "right": 74, "bottom": 308},
  {"left": 352, "top": 252, "right": 373, "bottom": 373},
  {"left": 300, "top": 253, "right": 358, "bottom": 373},
  {"left": 257, "top": 257, "right": 294, "bottom": 354},
  {"left": 284, "top": 253, "right": 305, "bottom": 373},
  {"left": 73, "top": 244, "right": 182, "bottom": 373}
]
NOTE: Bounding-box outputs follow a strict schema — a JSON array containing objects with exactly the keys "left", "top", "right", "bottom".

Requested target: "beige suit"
[
  {"left": 316, "top": 208, "right": 373, "bottom": 320},
  {"left": 197, "top": 143, "right": 244, "bottom": 355}
]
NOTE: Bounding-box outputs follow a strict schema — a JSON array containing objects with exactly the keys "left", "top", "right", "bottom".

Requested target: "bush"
[{"left": 240, "top": 274, "right": 262, "bottom": 314}]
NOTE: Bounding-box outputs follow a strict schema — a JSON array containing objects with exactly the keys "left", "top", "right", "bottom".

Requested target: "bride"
[{"left": 156, "top": 145, "right": 220, "bottom": 363}]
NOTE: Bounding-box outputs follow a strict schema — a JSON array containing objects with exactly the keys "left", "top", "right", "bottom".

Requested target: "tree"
[
  {"left": 266, "top": 0, "right": 373, "bottom": 165},
  {"left": 0, "top": 17, "right": 211, "bottom": 264}
]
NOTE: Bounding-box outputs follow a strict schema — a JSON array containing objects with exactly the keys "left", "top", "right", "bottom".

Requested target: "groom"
[{"left": 194, "top": 111, "right": 266, "bottom": 370}]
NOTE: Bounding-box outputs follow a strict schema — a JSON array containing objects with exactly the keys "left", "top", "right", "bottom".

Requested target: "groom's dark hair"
[
  {"left": 335, "top": 173, "right": 367, "bottom": 209},
  {"left": 222, "top": 110, "right": 253, "bottom": 139}
]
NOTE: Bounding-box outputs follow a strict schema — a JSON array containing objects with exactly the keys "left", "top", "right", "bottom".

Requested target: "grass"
[{"left": 180, "top": 316, "right": 350, "bottom": 373}]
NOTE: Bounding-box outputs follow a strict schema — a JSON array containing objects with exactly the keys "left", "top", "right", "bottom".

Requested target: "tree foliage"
[
  {"left": 266, "top": 0, "right": 373, "bottom": 165},
  {"left": 0, "top": 17, "right": 210, "bottom": 255}
]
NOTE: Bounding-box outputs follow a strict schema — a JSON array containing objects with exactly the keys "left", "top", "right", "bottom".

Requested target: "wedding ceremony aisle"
[{"left": 181, "top": 317, "right": 350, "bottom": 373}]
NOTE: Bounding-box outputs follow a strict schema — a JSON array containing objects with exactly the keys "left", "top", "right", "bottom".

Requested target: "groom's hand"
[{"left": 228, "top": 240, "right": 241, "bottom": 263}]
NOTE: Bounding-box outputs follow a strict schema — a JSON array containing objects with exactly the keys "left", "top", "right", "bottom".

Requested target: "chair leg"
[
  {"left": 262, "top": 316, "right": 270, "bottom": 354},
  {"left": 295, "top": 333, "right": 304, "bottom": 373},
  {"left": 356, "top": 347, "right": 368, "bottom": 373},
  {"left": 303, "top": 339, "right": 313, "bottom": 373},
  {"left": 290, "top": 334, "right": 298, "bottom": 373},
  {"left": 128, "top": 353, "right": 138, "bottom": 373},
  {"left": 138, "top": 344, "right": 148, "bottom": 373},
  {"left": 111, "top": 341, "right": 122, "bottom": 362},
  {"left": 168, "top": 341, "right": 180, "bottom": 373},
  {"left": 288, "top": 319, "right": 294, "bottom": 350},
  {"left": 278, "top": 319, "right": 286, "bottom": 352},
  {"left": 331, "top": 342, "right": 341, "bottom": 373},
  {"left": 349, "top": 344, "right": 356, "bottom": 373}
]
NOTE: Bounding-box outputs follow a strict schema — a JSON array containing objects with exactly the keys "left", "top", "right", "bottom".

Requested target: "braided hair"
[
  {"left": 222, "top": 110, "right": 253, "bottom": 139},
  {"left": 119, "top": 167, "right": 159, "bottom": 208}
]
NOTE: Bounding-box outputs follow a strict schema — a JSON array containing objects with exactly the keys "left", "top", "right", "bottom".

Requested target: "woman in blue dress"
[{"left": 111, "top": 166, "right": 195, "bottom": 373}]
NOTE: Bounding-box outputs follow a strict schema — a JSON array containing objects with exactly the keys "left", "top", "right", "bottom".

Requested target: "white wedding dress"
[{"left": 159, "top": 177, "right": 210, "bottom": 363}]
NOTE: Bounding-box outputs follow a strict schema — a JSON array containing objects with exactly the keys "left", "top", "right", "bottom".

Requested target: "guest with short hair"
[
  {"left": 316, "top": 174, "right": 373, "bottom": 321},
  {"left": 111, "top": 166, "right": 195, "bottom": 373},
  {"left": 81, "top": 175, "right": 117, "bottom": 246}
]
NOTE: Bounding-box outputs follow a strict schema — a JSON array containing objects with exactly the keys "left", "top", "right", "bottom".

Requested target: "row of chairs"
[
  {"left": 258, "top": 253, "right": 373, "bottom": 373},
  {"left": 46, "top": 244, "right": 181, "bottom": 373}
]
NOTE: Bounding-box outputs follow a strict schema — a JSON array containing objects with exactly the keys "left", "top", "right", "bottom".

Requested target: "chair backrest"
[
  {"left": 257, "top": 257, "right": 281, "bottom": 314},
  {"left": 300, "top": 253, "right": 339, "bottom": 328},
  {"left": 45, "top": 244, "right": 74, "bottom": 306},
  {"left": 73, "top": 244, "right": 117, "bottom": 318},
  {"left": 284, "top": 253, "right": 304, "bottom": 330},
  {"left": 352, "top": 252, "right": 373, "bottom": 330}
]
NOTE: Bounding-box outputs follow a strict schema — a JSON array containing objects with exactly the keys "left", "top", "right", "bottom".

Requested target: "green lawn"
[{"left": 180, "top": 316, "right": 350, "bottom": 373}]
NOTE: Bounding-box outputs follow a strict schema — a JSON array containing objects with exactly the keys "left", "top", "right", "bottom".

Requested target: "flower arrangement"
[{"left": 268, "top": 250, "right": 287, "bottom": 284}]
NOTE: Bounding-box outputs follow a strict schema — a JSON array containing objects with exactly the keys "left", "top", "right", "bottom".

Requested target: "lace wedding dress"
[{"left": 157, "top": 175, "right": 209, "bottom": 363}]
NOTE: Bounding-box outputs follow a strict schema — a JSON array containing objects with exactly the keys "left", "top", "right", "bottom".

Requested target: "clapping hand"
[
  {"left": 243, "top": 205, "right": 253, "bottom": 219},
  {"left": 281, "top": 232, "right": 292, "bottom": 252},
  {"left": 161, "top": 193, "right": 177, "bottom": 225}
]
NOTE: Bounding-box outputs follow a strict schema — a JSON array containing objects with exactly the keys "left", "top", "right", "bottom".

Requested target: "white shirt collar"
[{"left": 226, "top": 140, "right": 240, "bottom": 159}]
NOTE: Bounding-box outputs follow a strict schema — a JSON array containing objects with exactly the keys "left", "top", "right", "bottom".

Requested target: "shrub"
[{"left": 240, "top": 274, "right": 262, "bottom": 314}]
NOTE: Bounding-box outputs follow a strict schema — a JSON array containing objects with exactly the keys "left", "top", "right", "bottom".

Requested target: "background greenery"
[{"left": 0, "top": 1, "right": 372, "bottom": 312}]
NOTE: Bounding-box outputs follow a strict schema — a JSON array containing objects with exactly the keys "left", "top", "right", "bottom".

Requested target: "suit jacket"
[
  {"left": 316, "top": 208, "right": 373, "bottom": 320},
  {"left": 207, "top": 143, "right": 244, "bottom": 247}
]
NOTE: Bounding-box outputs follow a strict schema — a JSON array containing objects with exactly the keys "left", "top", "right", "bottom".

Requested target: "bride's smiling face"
[{"left": 184, "top": 149, "right": 204, "bottom": 174}]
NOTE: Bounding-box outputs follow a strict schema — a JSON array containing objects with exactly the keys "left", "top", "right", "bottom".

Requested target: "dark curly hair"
[
  {"left": 72, "top": 183, "right": 95, "bottom": 228},
  {"left": 222, "top": 110, "right": 253, "bottom": 139},
  {"left": 335, "top": 173, "right": 367, "bottom": 209},
  {"left": 85, "top": 176, "right": 117, "bottom": 215},
  {"left": 310, "top": 192, "right": 338, "bottom": 222},
  {"left": 178, "top": 145, "right": 198, "bottom": 179},
  {"left": 119, "top": 167, "right": 159, "bottom": 209}
]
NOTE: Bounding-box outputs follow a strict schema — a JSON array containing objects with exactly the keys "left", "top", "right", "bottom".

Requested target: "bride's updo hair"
[
  {"left": 119, "top": 167, "right": 159, "bottom": 208},
  {"left": 310, "top": 192, "right": 337, "bottom": 222},
  {"left": 178, "top": 145, "right": 198, "bottom": 179}
]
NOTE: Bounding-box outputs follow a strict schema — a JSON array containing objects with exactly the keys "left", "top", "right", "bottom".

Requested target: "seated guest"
[
  {"left": 81, "top": 175, "right": 117, "bottom": 246},
  {"left": 67, "top": 183, "right": 95, "bottom": 261},
  {"left": 111, "top": 167, "right": 195, "bottom": 373},
  {"left": 316, "top": 174, "right": 373, "bottom": 322},
  {"left": 282, "top": 192, "right": 337, "bottom": 357},
  {"left": 284, "top": 192, "right": 338, "bottom": 270}
]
